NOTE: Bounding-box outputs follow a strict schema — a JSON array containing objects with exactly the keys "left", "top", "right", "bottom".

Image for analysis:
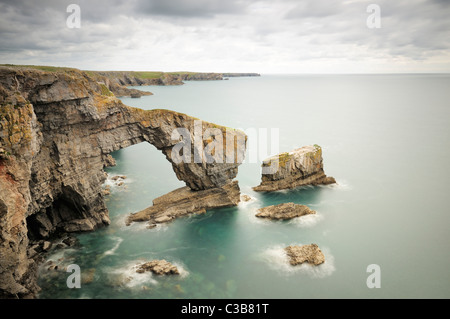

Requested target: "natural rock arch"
[{"left": 0, "top": 67, "right": 246, "bottom": 297}]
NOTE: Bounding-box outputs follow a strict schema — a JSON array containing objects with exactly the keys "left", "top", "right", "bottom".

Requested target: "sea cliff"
[{"left": 0, "top": 66, "right": 246, "bottom": 298}]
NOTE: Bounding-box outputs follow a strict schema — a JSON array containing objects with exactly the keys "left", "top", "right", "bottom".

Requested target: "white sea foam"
[
  {"left": 103, "top": 173, "right": 132, "bottom": 192},
  {"left": 106, "top": 260, "right": 159, "bottom": 288},
  {"left": 43, "top": 248, "right": 77, "bottom": 265},
  {"left": 246, "top": 207, "right": 273, "bottom": 226},
  {"left": 287, "top": 212, "right": 324, "bottom": 228},
  {"left": 246, "top": 207, "right": 323, "bottom": 228},
  {"left": 238, "top": 194, "right": 258, "bottom": 207},
  {"left": 258, "top": 244, "right": 335, "bottom": 279},
  {"left": 170, "top": 260, "right": 190, "bottom": 279},
  {"left": 116, "top": 213, "right": 168, "bottom": 233},
  {"left": 105, "top": 257, "right": 189, "bottom": 289},
  {"left": 320, "top": 179, "right": 351, "bottom": 191},
  {"left": 103, "top": 236, "right": 123, "bottom": 256}
]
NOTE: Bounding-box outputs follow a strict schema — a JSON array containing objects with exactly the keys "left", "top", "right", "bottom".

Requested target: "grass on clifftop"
[
  {"left": 134, "top": 71, "right": 201, "bottom": 79},
  {"left": 133, "top": 71, "right": 165, "bottom": 79},
  {"left": 0, "top": 64, "right": 78, "bottom": 72},
  {"left": 0, "top": 65, "right": 208, "bottom": 80}
]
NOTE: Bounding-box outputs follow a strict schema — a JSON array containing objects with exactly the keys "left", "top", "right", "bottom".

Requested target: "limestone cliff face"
[
  {"left": 253, "top": 145, "right": 335, "bottom": 192},
  {"left": 0, "top": 66, "right": 246, "bottom": 298}
]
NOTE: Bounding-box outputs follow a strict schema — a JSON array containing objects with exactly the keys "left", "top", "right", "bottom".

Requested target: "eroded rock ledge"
[
  {"left": 253, "top": 145, "right": 336, "bottom": 192},
  {"left": 127, "top": 181, "right": 240, "bottom": 227},
  {"left": 0, "top": 66, "right": 246, "bottom": 298},
  {"left": 255, "top": 202, "right": 315, "bottom": 220},
  {"left": 285, "top": 244, "right": 325, "bottom": 266}
]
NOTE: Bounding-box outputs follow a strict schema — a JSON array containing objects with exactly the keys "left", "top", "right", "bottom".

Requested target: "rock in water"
[
  {"left": 136, "top": 260, "right": 180, "bottom": 275},
  {"left": 253, "top": 145, "right": 336, "bottom": 192},
  {"left": 285, "top": 244, "right": 325, "bottom": 266},
  {"left": 81, "top": 268, "right": 96, "bottom": 284},
  {"left": 127, "top": 181, "right": 241, "bottom": 225},
  {"left": 255, "top": 202, "right": 315, "bottom": 220}
]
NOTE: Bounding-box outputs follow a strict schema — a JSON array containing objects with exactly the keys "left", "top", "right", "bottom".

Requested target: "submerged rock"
[
  {"left": 285, "top": 244, "right": 325, "bottom": 266},
  {"left": 111, "top": 175, "right": 127, "bottom": 181},
  {"left": 255, "top": 202, "right": 315, "bottom": 220},
  {"left": 81, "top": 268, "right": 96, "bottom": 284},
  {"left": 253, "top": 145, "right": 335, "bottom": 192},
  {"left": 127, "top": 181, "right": 241, "bottom": 226},
  {"left": 136, "top": 260, "right": 180, "bottom": 275}
]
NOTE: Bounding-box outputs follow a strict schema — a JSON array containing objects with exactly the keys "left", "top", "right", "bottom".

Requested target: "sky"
[{"left": 0, "top": 0, "right": 449, "bottom": 73}]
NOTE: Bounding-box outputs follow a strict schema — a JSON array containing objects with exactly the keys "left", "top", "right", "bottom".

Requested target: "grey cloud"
[
  {"left": 0, "top": 0, "right": 448, "bottom": 72},
  {"left": 285, "top": 0, "right": 343, "bottom": 19},
  {"left": 134, "top": 0, "right": 248, "bottom": 18}
]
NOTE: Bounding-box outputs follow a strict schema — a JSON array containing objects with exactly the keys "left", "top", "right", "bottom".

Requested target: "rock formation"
[
  {"left": 136, "top": 260, "right": 180, "bottom": 275},
  {"left": 255, "top": 202, "right": 315, "bottom": 220},
  {"left": 285, "top": 244, "right": 325, "bottom": 266},
  {"left": 0, "top": 66, "right": 246, "bottom": 298},
  {"left": 253, "top": 145, "right": 336, "bottom": 192},
  {"left": 127, "top": 181, "right": 240, "bottom": 226}
]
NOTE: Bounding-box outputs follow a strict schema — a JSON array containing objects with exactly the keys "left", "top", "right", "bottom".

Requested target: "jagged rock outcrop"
[
  {"left": 127, "top": 181, "right": 240, "bottom": 226},
  {"left": 0, "top": 66, "right": 246, "bottom": 298},
  {"left": 255, "top": 202, "right": 315, "bottom": 220},
  {"left": 253, "top": 145, "right": 336, "bottom": 192},
  {"left": 285, "top": 244, "right": 325, "bottom": 266},
  {"left": 136, "top": 260, "right": 180, "bottom": 275}
]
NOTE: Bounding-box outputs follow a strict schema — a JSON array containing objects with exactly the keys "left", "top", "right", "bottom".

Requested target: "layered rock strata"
[
  {"left": 0, "top": 66, "right": 246, "bottom": 298},
  {"left": 253, "top": 145, "right": 336, "bottom": 192}
]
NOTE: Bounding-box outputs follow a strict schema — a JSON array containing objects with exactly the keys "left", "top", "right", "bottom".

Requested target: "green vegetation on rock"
[
  {"left": 99, "top": 83, "right": 114, "bottom": 97},
  {"left": 0, "top": 64, "right": 77, "bottom": 73},
  {"left": 278, "top": 152, "right": 292, "bottom": 168},
  {"left": 133, "top": 71, "right": 164, "bottom": 79}
]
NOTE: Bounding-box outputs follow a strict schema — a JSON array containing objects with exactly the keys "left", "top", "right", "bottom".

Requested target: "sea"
[{"left": 37, "top": 74, "right": 450, "bottom": 299}]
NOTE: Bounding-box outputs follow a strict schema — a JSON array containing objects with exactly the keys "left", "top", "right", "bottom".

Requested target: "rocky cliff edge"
[{"left": 0, "top": 66, "right": 246, "bottom": 298}]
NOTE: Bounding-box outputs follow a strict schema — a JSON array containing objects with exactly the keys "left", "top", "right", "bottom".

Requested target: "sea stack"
[{"left": 253, "top": 145, "right": 336, "bottom": 192}]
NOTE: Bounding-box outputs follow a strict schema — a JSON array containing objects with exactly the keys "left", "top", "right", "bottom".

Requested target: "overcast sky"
[{"left": 0, "top": 0, "right": 449, "bottom": 73}]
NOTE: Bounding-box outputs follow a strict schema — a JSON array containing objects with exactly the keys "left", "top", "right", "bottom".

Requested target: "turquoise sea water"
[{"left": 37, "top": 74, "right": 450, "bottom": 298}]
